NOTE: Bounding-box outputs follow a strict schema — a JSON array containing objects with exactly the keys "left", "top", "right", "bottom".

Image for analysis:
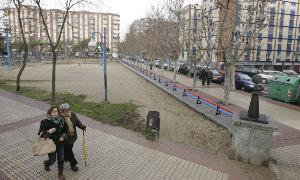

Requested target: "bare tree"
[
  {"left": 32, "top": 0, "right": 85, "bottom": 103},
  {"left": 214, "top": 0, "right": 271, "bottom": 105},
  {"left": 12, "top": 0, "right": 29, "bottom": 91},
  {"left": 191, "top": 6, "right": 219, "bottom": 89},
  {"left": 121, "top": 1, "right": 181, "bottom": 80},
  {"left": 165, "top": 0, "right": 183, "bottom": 81},
  {"left": 143, "top": 3, "right": 181, "bottom": 79}
]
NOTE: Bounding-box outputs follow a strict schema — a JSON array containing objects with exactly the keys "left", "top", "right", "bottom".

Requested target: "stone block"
[{"left": 231, "top": 113, "right": 277, "bottom": 166}]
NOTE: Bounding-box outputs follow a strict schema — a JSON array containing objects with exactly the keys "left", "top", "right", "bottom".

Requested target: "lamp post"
[
  {"left": 88, "top": 28, "right": 108, "bottom": 101},
  {"left": 29, "top": 33, "right": 35, "bottom": 62},
  {"left": 3, "top": 17, "right": 12, "bottom": 69},
  {"left": 67, "top": 45, "right": 72, "bottom": 64}
]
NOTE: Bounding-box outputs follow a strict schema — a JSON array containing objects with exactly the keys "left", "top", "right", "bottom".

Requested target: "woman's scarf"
[
  {"left": 64, "top": 115, "right": 75, "bottom": 136},
  {"left": 47, "top": 115, "right": 64, "bottom": 128}
]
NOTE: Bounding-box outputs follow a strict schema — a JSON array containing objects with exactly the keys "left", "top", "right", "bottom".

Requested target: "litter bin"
[
  {"left": 296, "top": 84, "right": 300, "bottom": 105},
  {"left": 269, "top": 76, "right": 300, "bottom": 103}
]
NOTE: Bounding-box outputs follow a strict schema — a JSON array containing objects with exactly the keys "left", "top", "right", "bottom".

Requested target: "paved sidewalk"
[{"left": 0, "top": 90, "right": 248, "bottom": 180}]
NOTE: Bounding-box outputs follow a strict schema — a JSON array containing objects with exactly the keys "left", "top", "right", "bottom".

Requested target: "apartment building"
[
  {"left": 179, "top": 4, "right": 202, "bottom": 62},
  {"left": 4, "top": 6, "right": 120, "bottom": 55},
  {"left": 202, "top": 0, "right": 300, "bottom": 71}
]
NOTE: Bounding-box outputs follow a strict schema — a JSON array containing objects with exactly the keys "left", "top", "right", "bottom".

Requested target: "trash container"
[
  {"left": 296, "top": 84, "right": 300, "bottom": 105},
  {"left": 269, "top": 76, "right": 300, "bottom": 103}
]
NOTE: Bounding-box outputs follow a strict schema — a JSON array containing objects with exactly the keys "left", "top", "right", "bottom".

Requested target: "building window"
[
  {"left": 279, "top": 33, "right": 283, "bottom": 42},
  {"left": 267, "top": 44, "right": 272, "bottom": 52},
  {"left": 257, "top": 33, "right": 263, "bottom": 41},
  {"left": 268, "top": 34, "right": 273, "bottom": 42},
  {"left": 287, "top": 44, "right": 292, "bottom": 52},
  {"left": 276, "top": 52, "right": 281, "bottom": 59},
  {"left": 289, "top": 20, "right": 294, "bottom": 28},
  {"left": 288, "top": 35, "right": 293, "bottom": 43},
  {"left": 266, "top": 53, "right": 271, "bottom": 61},
  {"left": 256, "top": 45, "right": 261, "bottom": 61},
  {"left": 277, "top": 44, "right": 282, "bottom": 51}
]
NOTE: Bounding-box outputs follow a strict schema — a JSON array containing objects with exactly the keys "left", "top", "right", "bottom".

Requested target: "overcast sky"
[
  {"left": 107, "top": 0, "right": 199, "bottom": 40},
  {"left": 1, "top": 0, "right": 199, "bottom": 40}
]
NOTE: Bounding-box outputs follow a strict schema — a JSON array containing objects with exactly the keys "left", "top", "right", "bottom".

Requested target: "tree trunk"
[
  {"left": 14, "top": 0, "right": 28, "bottom": 92},
  {"left": 84, "top": 50, "right": 87, "bottom": 63},
  {"left": 51, "top": 50, "right": 57, "bottom": 104},
  {"left": 188, "top": 61, "right": 191, "bottom": 77},
  {"left": 229, "top": 64, "right": 236, "bottom": 90},
  {"left": 146, "top": 59, "right": 148, "bottom": 70},
  {"left": 16, "top": 52, "right": 28, "bottom": 91},
  {"left": 224, "top": 65, "right": 231, "bottom": 105},
  {"left": 173, "top": 60, "right": 177, "bottom": 81},
  {"left": 193, "top": 62, "right": 197, "bottom": 89},
  {"left": 96, "top": 51, "right": 99, "bottom": 64},
  {"left": 37, "top": 51, "right": 41, "bottom": 63}
]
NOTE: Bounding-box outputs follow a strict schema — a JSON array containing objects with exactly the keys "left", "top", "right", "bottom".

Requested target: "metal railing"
[{"left": 123, "top": 61, "right": 234, "bottom": 118}]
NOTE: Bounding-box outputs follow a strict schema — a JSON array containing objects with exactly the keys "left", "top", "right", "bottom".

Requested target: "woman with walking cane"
[
  {"left": 38, "top": 105, "right": 68, "bottom": 180},
  {"left": 60, "top": 103, "right": 86, "bottom": 172}
]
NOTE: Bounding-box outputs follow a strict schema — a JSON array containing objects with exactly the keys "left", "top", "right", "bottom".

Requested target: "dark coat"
[
  {"left": 38, "top": 117, "right": 68, "bottom": 145},
  {"left": 64, "top": 112, "right": 86, "bottom": 145},
  {"left": 207, "top": 71, "right": 213, "bottom": 80},
  {"left": 201, "top": 70, "right": 207, "bottom": 80}
]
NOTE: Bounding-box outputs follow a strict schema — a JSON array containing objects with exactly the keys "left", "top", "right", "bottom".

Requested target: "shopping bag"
[{"left": 32, "top": 137, "right": 56, "bottom": 156}]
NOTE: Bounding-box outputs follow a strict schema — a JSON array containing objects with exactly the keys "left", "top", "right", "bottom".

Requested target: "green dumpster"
[
  {"left": 297, "top": 86, "right": 300, "bottom": 105},
  {"left": 269, "top": 76, "right": 300, "bottom": 103}
]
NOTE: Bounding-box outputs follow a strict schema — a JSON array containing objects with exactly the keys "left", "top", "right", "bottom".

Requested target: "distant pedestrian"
[
  {"left": 150, "top": 59, "right": 153, "bottom": 70},
  {"left": 207, "top": 70, "right": 213, "bottom": 86},
  {"left": 201, "top": 69, "right": 207, "bottom": 86},
  {"left": 60, "top": 103, "right": 86, "bottom": 172},
  {"left": 38, "top": 105, "right": 67, "bottom": 180}
]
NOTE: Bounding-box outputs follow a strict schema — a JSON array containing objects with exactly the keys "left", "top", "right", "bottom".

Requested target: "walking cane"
[{"left": 82, "top": 130, "right": 88, "bottom": 167}]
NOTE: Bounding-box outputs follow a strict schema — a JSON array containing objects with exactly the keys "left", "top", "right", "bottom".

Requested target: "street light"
[
  {"left": 88, "top": 28, "right": 108, "bottom": 101},
  {"left": 3, "top": 17, "right": 12, "bottom": 69},
  {"left": 67, "top": 45, "right": 72, "bottom": 63},
  {"left": 30, "top": 33, "right": 35, "bottom": 61}
]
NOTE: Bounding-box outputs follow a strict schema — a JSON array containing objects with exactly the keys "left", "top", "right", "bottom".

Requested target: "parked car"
[
  {"left": 189, "top": 67, "right": 200, "bottom": 77},
  {"left": 163, "top": 61, "right": 170, "bottom": 69},
  {"left": 178, "top": 64, "right": 190, "bottom": 75},
  {"left": 137, "top": 58, "right": 145, "bottom": 63},
  {"left": 257, "top": 73, "right": 273, "bottom": 84},
  {"left": 236, "top": 66, "right": 261, "bottom": 77},
  {"left": 257, "top": 70, "right": 288, "bottom": 84},
  {"left": 154, "top": 60, "right": 161, "bottom": 68},
  {"left": 169, "top": 62, "right": 180, "bottom": 71},
  {"left": 235, "top": 73, "right": 255, "bottom": 92},
  {"left": 263, "top": 70, "right": 287, "bottom": 77},
  {"left": 221, "top": 73, "right": 255, "bottom": 92},
  {"left": 283, "top": 70, "right": 300, "bottom": 77},
  {"left": 211, "top": 70, "right": 222, "bottom": 84}
]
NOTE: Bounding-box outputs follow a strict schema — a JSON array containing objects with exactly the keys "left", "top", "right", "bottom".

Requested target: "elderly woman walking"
[
  {"left": 38, "top": 105, "right": 68, "bottom": 180},
  {"left": 60, "top": 103, "right": 86, "bottom": 172}
]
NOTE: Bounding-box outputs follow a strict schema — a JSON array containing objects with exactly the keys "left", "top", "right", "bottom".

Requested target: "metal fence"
[{"left": 122, "top": 60, "right": 235, "bottom": 132}]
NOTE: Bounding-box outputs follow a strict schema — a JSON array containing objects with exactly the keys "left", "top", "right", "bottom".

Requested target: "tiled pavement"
[
  {"left": 0, "top": 90, "right": 239, "bottom": 180},
  {"left": 0, "top": 96, "right": 44, "bottom": 126},
  {"left": 0, "top": 122, "right": 227, "bottom": 180}
]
